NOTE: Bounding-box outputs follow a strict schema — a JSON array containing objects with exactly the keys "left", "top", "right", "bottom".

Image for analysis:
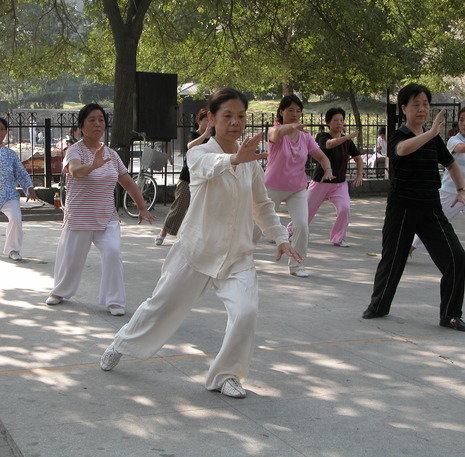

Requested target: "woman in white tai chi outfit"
[
  {"left": 45, "top": 103, "right": 155, "bottom": 315},
  {"left": 0, "top": 117, "right": 38, "bottom": 261},
  {"left": 100, "top": 88, "right": 302, "bottom": 398},
  {"left": 411, "top": 107, "right": 465, "bottom": 254}
]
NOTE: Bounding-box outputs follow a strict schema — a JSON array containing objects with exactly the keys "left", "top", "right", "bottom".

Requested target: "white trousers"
[
  {"left": 1, "top": 199, "right": 23, "bottom": 255},
  {"left": 113, "top": 242, "right": 259, "bottom": 390},
  {"left": 412, "top": 192, "right": 464, "bottom": 250},
  {"left": 51, "top": 221, "right": 126, "bottom": 308},
  {"left": 266, "top": 188, "right": 308, "bottom": 270}
]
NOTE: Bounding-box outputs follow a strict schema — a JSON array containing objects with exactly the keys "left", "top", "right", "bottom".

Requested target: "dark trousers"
[{"left": 368, "top": 200, "right": 465, "bottom": 318}]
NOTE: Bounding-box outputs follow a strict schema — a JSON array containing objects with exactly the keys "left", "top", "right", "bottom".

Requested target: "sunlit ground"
[{"left": 1, "top": 197, "right": 465, "bottom": 456}]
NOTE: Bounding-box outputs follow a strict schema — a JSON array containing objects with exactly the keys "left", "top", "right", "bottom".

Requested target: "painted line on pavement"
[{"left": 0, "top": 335, "right": 433, "bottom": 378}]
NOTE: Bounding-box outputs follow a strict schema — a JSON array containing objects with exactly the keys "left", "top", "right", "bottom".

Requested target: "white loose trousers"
[
  {"left": 113, "top": 242, "right": 259, "bottom": 390},
  {"left": 412, "top": 191, "right": 464, "bottom": 250},
  {"left": 266, "top": 188, "right": 308, "bottom": 271},
  {"left": 1, "top": 199, "right": 23, "bottom": 255},
  {"left": 51, "top": 220, "right": 126, "bottom": 308}
]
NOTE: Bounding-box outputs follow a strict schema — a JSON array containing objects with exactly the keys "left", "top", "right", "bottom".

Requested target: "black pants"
[{"left": 368, "top": 200, "right": 465, "bottom": 318}]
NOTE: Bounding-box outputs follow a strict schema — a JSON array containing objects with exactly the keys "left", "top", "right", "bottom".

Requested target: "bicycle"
[{"left": 123, "top": 133, "right": 167, "bottom": 217}]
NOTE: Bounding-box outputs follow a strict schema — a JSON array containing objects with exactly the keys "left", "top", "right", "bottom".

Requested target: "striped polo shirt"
[
  {"left": 387, "top": 124, "right": 454, "bottom": 208},
  {"left": 63, "top": 141, "right": 128, "bottom": 230}
]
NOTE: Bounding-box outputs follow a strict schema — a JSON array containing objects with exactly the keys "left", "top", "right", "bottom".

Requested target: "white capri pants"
[
  {"left": 412, "top": 191, "right": 464, "bottom": 250},
  {"left": 266, "top": 188, "right": 307, "bottom": 271},
  {"left": 51, "top": 220, "right": 126, "bottom": 308},
  {"left": 1, "top": 199, "right": 23, "bottom": 255},
  {"left": 114, "top": 242, "right": 259, "bottom": 390}
]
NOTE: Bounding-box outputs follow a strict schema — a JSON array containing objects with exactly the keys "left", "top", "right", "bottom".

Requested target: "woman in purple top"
[{"left": 263, "top": 95, "right": 333, "bottom": 278}]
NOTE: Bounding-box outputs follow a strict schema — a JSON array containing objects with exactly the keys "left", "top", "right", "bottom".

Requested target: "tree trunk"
[
  {"left": 282, "top": 79, "right": 294, "bottom": 96},
  {"left": 111, "top": 40, "right": 138, "bottom": 167},
  {"left": 348, "top": 88, "right": 362, "bottom": 151},
  {"left": 102, "top": 0, "right": 153, "bottom": 206}
]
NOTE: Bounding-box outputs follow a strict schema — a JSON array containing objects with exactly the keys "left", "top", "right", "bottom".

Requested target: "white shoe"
[
  {"left": 333, "top": 239, "right": 350, "bottom": 247},
  {"left": 219, "top": 377, "right": 246, "bottom": 398},
  {"left": 108, "top": 305, "right": 126, "bottom": 316},
  {"left": 8, "top": 250, "right": 22, "bottom": 261},
  {"left": 155, "top": 235, "right": 165, "bottom": 246},
  {"left": 100, "top": 345, "right": 122, "bottom": 371},
  {"left": 290, "top": 267, "right": 309, "bottom": 278},
  {"left": 45, "top": 295, "right": 63, "bottom": 305}
]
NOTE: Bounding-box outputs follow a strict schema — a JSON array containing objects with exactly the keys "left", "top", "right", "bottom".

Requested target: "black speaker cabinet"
[{"left": 135, "top": 72, "right": 178, "bottom": 140}]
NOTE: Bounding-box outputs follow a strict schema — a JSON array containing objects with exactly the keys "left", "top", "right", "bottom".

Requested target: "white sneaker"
[
  {"left": 100, "top": 345, "right": 122, "bottom": 371},
  {"left": 45, "top": 295, "right": 63, "bottom": 305},
  {"left": 219, "top": 377, "right": 246, "bottom": 398},
  {"left": 290, "top": 267, "right": 309, "bottom": 278},
  {"left": 155, "top": 235, "right": 165, "bottom": 246},
  {"left": 8, "top": 250, "right": 22, "bottom": 261},
  {"left": 333, "top": 239, "right": 350, "bottom": 247},
  {"left": 108, "top": 305, "right": 126, "bottom": 316}
]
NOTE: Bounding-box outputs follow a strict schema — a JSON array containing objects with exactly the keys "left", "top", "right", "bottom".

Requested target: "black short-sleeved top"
[
  {"left": 314, "top": 132, "right": 361, "bottom": 183},
  {"left": 387, "top": 124, "right": 454, "bottom": 208}
]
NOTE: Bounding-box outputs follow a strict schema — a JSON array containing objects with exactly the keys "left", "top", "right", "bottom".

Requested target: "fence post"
[{"left": 44, "top": 118, "right": 52, "bottom": 188}]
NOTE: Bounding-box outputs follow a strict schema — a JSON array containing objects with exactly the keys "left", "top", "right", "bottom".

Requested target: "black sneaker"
[
  {"left": 362, "top": 308, "right": 388, "bottom": 319},
  {"left": 439, "top": 317, "right": 465, "bottom": 331}
]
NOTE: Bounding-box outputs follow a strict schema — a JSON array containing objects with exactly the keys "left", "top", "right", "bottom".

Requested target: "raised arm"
[
  {"left": 325, "top": 130, "right": 358, "bottom": 149},
  {"left": 187, "top": 123, "right": 213, "bottom": 149},
  {"left": 66, "top": 144, "right": 110, "bottom": 177},
  {"left": 396, "top": 109, "right": 445, "bottom": 156},
  {"left": 268, "top": 123, "right": 306, "bottom": 143}
]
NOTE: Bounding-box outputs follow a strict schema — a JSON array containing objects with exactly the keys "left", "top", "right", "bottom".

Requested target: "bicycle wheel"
[{"left": 123, "top": 173, "right": 157, "bottom": 218}]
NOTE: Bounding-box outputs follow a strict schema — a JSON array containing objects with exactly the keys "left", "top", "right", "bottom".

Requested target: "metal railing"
[{"left": 1, "top": 103, "right": 461, "bottom": 202}]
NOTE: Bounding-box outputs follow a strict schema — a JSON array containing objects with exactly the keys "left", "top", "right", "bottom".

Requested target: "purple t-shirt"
[{"left": 264, "top": 131, "right": 319, "bottom": 192}]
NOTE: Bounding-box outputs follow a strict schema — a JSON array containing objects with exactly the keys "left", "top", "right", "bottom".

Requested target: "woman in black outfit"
[{"left": 363, "top": 83, "right": 465, "bottom": 331}]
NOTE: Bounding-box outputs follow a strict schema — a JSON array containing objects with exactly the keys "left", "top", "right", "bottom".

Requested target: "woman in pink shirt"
[
  {"left": 264, "top": 95, "right": 333, "bottom": 277},
  {"left": 45, "top": 103, "right": 155, "bottom": 315}
]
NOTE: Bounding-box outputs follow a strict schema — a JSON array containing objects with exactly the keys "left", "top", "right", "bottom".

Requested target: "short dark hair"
[
  {"left": 0, "top": 117, "right": 8, "bottom": 129},
  {"left": 378, "top": 126, "right": 386, "bottom": 135},
  {"left": 457, "top": 107, "right": 465, "bottom": 120},
  {"left": 325, "top": 107, "right": 345, "bottom": 124},
  {"left": 207, "top": 88, "right": 248, "bottom": 115},
  {"left": 276, "top": 95, "right": 303, "bottom": 124},
  {"left": 397, "top": 83, "right": 432, "bottom": 121},
  {"left": 77, "top": 103, "right": 108, "bottom": 129},
  {"left": 195, "top": 108, "right": 208, "bottom": 124}
]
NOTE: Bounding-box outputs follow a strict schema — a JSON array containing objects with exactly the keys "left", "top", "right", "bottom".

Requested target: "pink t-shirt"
[
  {"left": 63, "top": 141, "right": 128, "bottom": 230},
  {"left": 264, "top": 131, "right": 319, "bottom": 192}
]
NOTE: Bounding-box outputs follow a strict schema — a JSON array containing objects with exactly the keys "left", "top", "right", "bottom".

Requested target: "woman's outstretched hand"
[
  {"left": 138, "top": 207, "right": 156, "bottom": 224},
  {"left": 276, "top": 242, "right": 303, "bottom": 263},
  {"left": 430, "top": 109, "right": 445, "bottom": 136},
  {"left": 92, "top": 144, "right": 111, "bottom": 170},
  {"left": 231, "top": 132, "right": 267, "bottom": 165}
]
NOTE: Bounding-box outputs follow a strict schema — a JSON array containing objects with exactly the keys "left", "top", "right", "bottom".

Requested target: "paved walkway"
[{"left": 1, "top": 197, "right": 465, "bottom": 457}]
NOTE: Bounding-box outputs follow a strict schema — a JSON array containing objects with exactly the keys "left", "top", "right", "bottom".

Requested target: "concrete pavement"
[{"left": 1, "top": 197, "right": 465, "bottom": 457}]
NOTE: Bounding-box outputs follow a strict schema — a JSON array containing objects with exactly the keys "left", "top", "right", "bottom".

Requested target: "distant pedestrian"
[
  {"left": 100, "top": 88, "right": 302, "bottom": 398},
  {"left": 411, "top": 107, "right": 465, "bottom": 254},
  {"left": 155, "top": 108, "right": 212, "bottom": 246},
  {"left": 263, "top": 95, "right": 334, "bottom": 278},
  {"left": 45, "top": 103, "right": 155, "bottom": 315},
  {"left": 362, "top": 83, "right": 465, "bottom": 331},
  {"left": 0, "top": 117, "right": 38, "bottom": 261},
  {"left": 368, "top": 126, "right": 387, "bottom": 168},
  {"left": 288, "top": 107, "right": 363, "bottom": 248},
  {"left": 446, "top": 122, "right": 459, "bottom": 140},
  {"left": 66, "top": 126, "right": 80, "bottom": 147}
]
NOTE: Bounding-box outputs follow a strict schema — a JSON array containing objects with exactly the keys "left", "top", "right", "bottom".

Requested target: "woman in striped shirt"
[{"left": 45, "top": 104, "right": 155, "bottom": 315}]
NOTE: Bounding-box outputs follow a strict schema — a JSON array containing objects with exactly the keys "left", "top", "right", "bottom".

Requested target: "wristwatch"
[{"left": 457, "top": 188, "right": 465, "bottom": 192}]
